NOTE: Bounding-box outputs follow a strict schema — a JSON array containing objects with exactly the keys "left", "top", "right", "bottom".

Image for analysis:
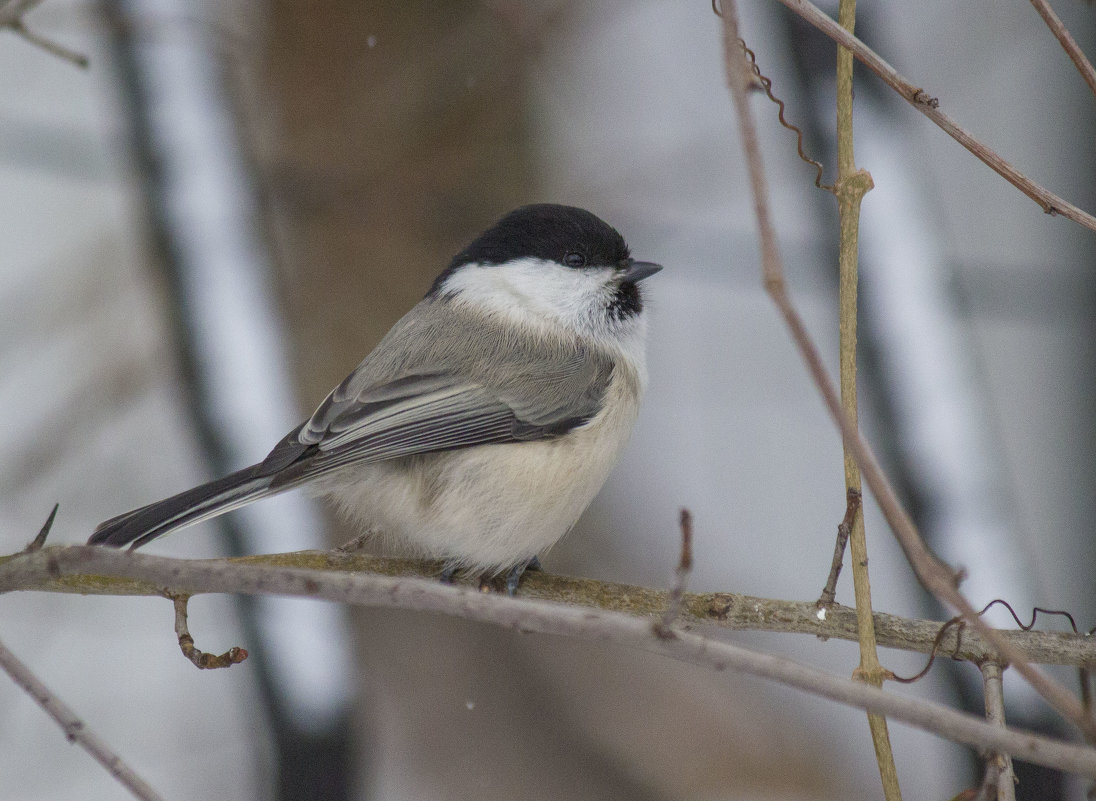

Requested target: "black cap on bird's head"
[
  {"left": 452, "top": 204, "right": 629, "bottom": 270},
  {"left": 430, "top": 204, "right": 662, "bottom": 307}
]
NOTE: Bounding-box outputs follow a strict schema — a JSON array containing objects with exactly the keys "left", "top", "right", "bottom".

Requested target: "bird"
[{"left": 90, "top": 203, "right": 661, "bottom": 593}]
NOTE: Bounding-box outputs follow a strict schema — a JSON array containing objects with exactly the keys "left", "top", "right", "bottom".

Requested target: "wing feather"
[{"left": 259, "top": 299, "right": 616, "bottom": 483}]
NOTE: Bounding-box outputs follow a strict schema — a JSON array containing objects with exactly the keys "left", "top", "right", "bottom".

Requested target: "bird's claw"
[
  {"left": 504, "top": 556, "right": 541, "bottom": 596},
  {"left": 440, "top": 556, "right": 541, "bottom": 596}
]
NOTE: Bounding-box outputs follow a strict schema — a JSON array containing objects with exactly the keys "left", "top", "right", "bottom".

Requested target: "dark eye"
[{"left": 564, "top": 251, "right": 587, "bottom": 268}]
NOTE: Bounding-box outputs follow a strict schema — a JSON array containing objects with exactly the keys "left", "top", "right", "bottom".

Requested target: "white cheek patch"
[{"left": 438, "top": 258, "right": 617, "bottom": 336}]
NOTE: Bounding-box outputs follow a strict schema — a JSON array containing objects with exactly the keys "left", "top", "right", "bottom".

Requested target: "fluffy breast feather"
[{"left": 315, "top": 359, "right": 644, "bottom": 573}]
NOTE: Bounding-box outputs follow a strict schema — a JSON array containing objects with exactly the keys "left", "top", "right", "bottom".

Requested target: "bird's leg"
[
  {"left": 504, "top": 556, "right": 541, "bottom": 596},
  {"left": 443, "top": 557, "right": 541, "bottom": 594}
]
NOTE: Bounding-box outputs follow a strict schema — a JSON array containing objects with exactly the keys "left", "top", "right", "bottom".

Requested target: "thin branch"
[
  {"left": 0, "top": 0, "right": 89, "bottom": 67},
  {"left": 0, "top": 0, "right": 42, "bottom": 25},
  {"left": 2, "top": 546, "right": 1096, "bottom": 776},
  {"left": 718, "top": 0, "right": 1096, "bottom": 741},
  {"left": 7, "top": 21, "right": 89, "bottom": 67},
  {"left": 817, "top": 488, "right": 859, "bottom": 609},
  {"left": 971, "top": 760, "right": 1003, "bottom": 801},
  {"left": 654, "top": 508, "right": 694, "bottom": 638},
  {"left": 770, "top": 0, "right": 1096, "bottom": 235},
  {"left": 3, "top": 547, "right": 1096, "bottom": 667},
  {"left": 1028, "top": 0, "right": 1096, "bottom": 101},
  {"left": 1084, "top": 666, "right": 1096, "bottom": 800},
  {"left": 170, "top": 594, "right": 248, "bottom": 670},
  {"left": 830, "top": 0, "right": 900, "bottom": 794},
  {"left": 0, "top": 635, "right": 166, "bottom": 801},
  {"left": 981, "top": 661, "right": 1017, "bottom": 801}
]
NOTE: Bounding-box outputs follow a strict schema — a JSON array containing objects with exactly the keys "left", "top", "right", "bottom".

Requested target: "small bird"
[{"left": 90, "top": 204, "right": 660, "bottom": 593}]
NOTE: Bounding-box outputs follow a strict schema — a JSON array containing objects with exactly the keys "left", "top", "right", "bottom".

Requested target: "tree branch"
[
  {"left": 1028, "top": 0, "right": 1096, "bottom": 102},
  {"left": 653, "top": 508, "right": 693, "bottom": 638},
  {"left": 769, "top": 0, "right": 1096, "bottom": 235},
  {"left": 719, "top": 0, "right": 1096, "bottom": 741},
  {"left": 0, "top": 634, "right": 165, "bottom": 801},
  {"left": 1, "top": 545, "right": 1095, "bottom": 777},
  {"left": 0, "top": 0, "right": 89, "bottom": 67},
  {"left": 2, "top": 546, "right": 1094, "bottom": 666},
  {"left": 981, "top": 661, "right": 1017, "bottom": 801},
  {"left": 830, "top": 0, "right": 900, "bottom": 792}
]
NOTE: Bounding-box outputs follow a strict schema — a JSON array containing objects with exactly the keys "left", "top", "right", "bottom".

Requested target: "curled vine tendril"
[
  {"left": 892, "top": 599, "right": 1093, "bottom": 684},
  {"left": 713, "top": 0, "right": 830, "bottom": 189}
]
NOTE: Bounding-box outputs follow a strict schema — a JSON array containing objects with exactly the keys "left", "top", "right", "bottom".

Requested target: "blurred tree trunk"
[{"left": 257, "top": 1, "right": 538, "bottom": 407}]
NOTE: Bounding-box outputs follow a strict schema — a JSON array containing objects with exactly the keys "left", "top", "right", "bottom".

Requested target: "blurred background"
[{"left": 1, "top": 1, "right": 1094, "bottom": 799}]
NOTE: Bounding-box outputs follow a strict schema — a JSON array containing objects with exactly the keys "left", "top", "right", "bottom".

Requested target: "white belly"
[{"left": 314, "top": 366, "right": 642, "bottom": 573}]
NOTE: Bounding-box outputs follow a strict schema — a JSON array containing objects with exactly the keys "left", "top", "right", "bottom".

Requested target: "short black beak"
[{"left": 618, "top": 259, "right": 663, "bottom": 283}]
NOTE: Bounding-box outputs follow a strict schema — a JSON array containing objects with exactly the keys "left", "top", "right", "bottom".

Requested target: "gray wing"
[{"left": 258, "top": 300, "right": 615, "bottom": 483}]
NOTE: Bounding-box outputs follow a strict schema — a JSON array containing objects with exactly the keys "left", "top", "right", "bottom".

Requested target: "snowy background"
[{"left": 1, "top": 1, "right": 1094, "bottom": 799}]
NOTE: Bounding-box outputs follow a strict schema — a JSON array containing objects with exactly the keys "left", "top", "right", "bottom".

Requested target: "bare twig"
[
  {"left": 0, "top": 635, "right": 165, "bottom": 801},
  {"left": 968, "top": 759, "right": 1002, "bottom": 801},
  {"left": 770, "top": 0, "right": 1096, "bottom": 235},
  {"left": 654, "top": 508, "right": 694, "bottom": 638},
  {"left": 0, "top": 0, "right": 89, "bottom": 67},
  {"left": 3, "top": 546, "right": 1096, "bottom": 775},
  {"left": 817, "top": 488, "right": 860, "bottom": 609},
  {"left": 827, "top": 0, "right": 899, "bottom": 792},
  {"left": 170, "top": 594, "right": 248, "bottom": 670},
  {"left": 1028, "top": 0, "right": 1096, "bottom": 101},
  {"left": 1085, "top": 667, "right": 1096, "bottom": 800},
  {"left": 0, "top": 0, "right": 40, "bottom": 23},
  {"left": 718, "top": 0, "right": 1096, "bottom": 741},
  {"left": 1083, "top": 666, "right": 1094, "bottom": 728},
  {"left": 26, "top": 503, "right": 59, "bottom": 552},
  {"left": 981, "top": 661, "right": 1017, "bottom": 801}
]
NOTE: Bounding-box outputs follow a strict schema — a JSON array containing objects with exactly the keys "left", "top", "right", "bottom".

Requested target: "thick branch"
[
  {"left": 1, "top": 546, "right": 1095, "bottom": 777},
  {"left": 2, "top": 546, "right": 1094, "bottom": 666}
]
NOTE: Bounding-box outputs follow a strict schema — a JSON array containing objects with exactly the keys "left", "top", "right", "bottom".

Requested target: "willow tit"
[{"left": 90, "top": 204, "right": 660, "bottom": 591}]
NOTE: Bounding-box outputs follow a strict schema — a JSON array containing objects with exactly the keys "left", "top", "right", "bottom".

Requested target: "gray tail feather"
[{"left": 89, "top": 464, "right": 281, "bottom": 549}]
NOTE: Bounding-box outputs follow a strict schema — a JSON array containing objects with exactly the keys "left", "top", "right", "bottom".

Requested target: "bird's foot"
[
  {"left": 504, "top": 556, "right": 541, "bottom": 597},
  {"left": 440, "top": 556, "right": 541, "bottom": 596}
]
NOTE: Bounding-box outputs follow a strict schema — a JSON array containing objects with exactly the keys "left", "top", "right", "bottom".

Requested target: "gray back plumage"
[{"left": 259, "top": 298, "right": 617, "bottom": 480}]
